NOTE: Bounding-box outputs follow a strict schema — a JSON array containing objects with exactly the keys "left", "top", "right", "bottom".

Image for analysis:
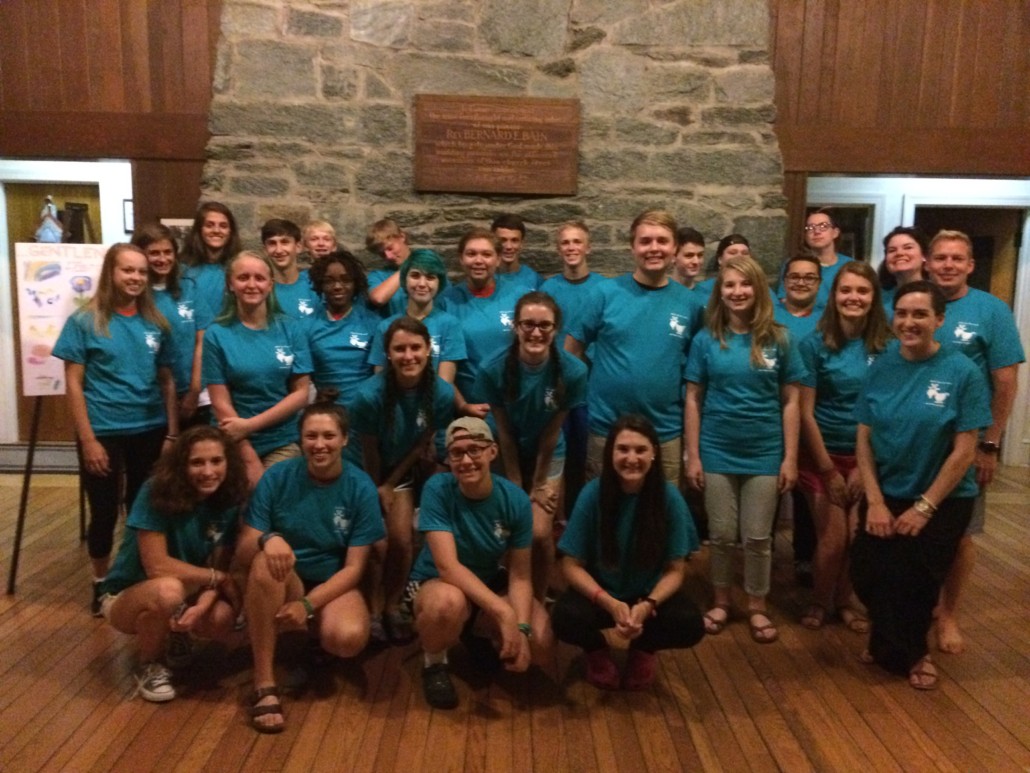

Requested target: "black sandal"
[{"left": 249, "top": 685, "right": 285, "bottom": 734}]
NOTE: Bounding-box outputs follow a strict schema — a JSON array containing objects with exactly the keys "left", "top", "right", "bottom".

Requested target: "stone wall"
[{"left": 204, "top": 0, "right": 787, "bottom": 275}]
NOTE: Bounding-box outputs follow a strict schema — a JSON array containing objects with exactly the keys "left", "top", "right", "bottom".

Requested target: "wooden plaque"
[{"left": 413, "top": 94, "right": 580, "bottom": 195}]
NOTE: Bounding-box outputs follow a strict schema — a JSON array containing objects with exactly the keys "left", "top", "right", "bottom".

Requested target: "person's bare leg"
[
  {"left": 936, "top": 535, "right": 974, "bottom": 654},
  {"left": 245, "top": 552, "right": 295, "bottom": 730}
]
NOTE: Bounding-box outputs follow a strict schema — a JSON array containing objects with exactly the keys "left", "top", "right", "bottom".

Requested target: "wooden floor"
[{"left": 1, "top": 468, "right": 1028, "bottom": 772}]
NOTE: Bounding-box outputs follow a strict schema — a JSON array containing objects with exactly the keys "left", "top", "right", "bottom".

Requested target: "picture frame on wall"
[
  {"left": 159, "top": 218, "right": 194, "bottom": 245},
  {"left": 122, "top": 200, "right": 134, "bottom": 234}
]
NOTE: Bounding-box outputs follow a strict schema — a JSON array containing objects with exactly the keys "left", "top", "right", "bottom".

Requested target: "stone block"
[
  {"left": 682, "top": 129, "right": 756, "bottom": 146},
  {"left": 213, "top": 45, "right": 231, "bottom": 95},
  {"left": 232, "top": 41, "right": 318, "bottom": 99},
  {"left": 713, "top": 65, "right": 775, "bottom": 104},
  {"left": 613, "top": 0, "right": 770, "bottom": 47},
  {"left": 569, "top": 26, "right": 606, "bottom": 52},
  {"left": 580, "top": 149, "right": 649, "bottom": 183},
  {"left": 287, "top": 9, "right": 344, "bottom": 37},
  {"left": 519, "top": 201, "right": 588, "bottom": 223},
  {"left": 538, "top": 58, "right": 576, "bottom": 78},
  {"left": 583, "top": 196, "right": 680, "bottom": 224},
  {"left": 293, "top": 161, "right": 352, "bottom": 190},
  {"left": 614, "top": 118, "right": 679, "bottom": 145},
  {"left": 527, "top": 75, "right": 579, "bottom": 98},
  {"left": 355, "top": 152, "right": 414, "bottom": 197},
  {"left": 359, "top": 105, "right": 409, "bottom": 146},
  {"left": 571, "top": 0, "right": 647, "bottom": 26},
  {"left": 259, "top": 203, "right": 313, "bottom": 227},
  {"left": 222, "top": 2, "right": 280, "bottom": 37},
  {"left": 412, "top": 20, "right": 475, "bottom": 52},
  {"left": 672, "top": 205, "right": 727, "bottom": 241},
  {"left": 643, "top": 63, "right": 712, "bottom": 101},
  {"left": 351, "top": 0, "right": 413, "bottom": 47},
  {"left": 210, "top": 103, "right": 358, "bottom": 144},
  {"left": 578, "top": 48, "right": 647, "bottom": 113},
  {"left": 322, "top": 63, "right": 358, "bottom": 100},
  {"left": 652, "top": 106, "right": 695, "bottom": 127},
  {"left": 363, "top": 72, "right": 395, "bottom": 100},
  {"left": 700, "top": 105, "right": 777, "bottom": 126},
  {"left": 228, "top": 174, "right": 291, "bottom": 197},
  {"left": 482, "top": 0, "right": 569, "bottom": 57},
  {"left": 739, "top": 49, "right": 769, "bottom": 65},
  {"left": 388, "top": 53, "right": 529, "bottom": 96},
  {"left": 647, "top": 148, "right": 782, "bottom": 187},
  {"left": 207, "top": 140, "right": 257, "bottom": 161},
  {"left": 730, "top": 215, "right": 788, "bottom": 269},
  {"left": 418, "top": 1, "right": 478, "bottom": 22}
]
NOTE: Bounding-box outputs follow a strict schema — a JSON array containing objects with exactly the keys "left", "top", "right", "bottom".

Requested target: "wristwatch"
[{"left": 977, "top": 440, "right": 1000, "bottom": 454}]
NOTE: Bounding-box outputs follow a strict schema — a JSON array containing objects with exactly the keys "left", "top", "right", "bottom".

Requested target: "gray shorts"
[{"left": 965, "top": 492, "right": 986, "bottom": 535}]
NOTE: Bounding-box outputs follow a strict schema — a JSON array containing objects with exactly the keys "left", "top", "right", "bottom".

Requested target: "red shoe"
[
  {"left": 623, "top": 649, "right": 656, "bottom": 690},
  {"left": 584, "top": 648, "right": 620, "bottom": 690}
]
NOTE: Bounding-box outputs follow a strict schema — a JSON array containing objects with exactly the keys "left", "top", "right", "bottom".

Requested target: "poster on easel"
[{"left": 14, "top": 242, "right": 107, "bottom": 397}]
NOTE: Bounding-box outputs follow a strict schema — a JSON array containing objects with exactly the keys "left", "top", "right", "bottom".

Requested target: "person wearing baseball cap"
[{"left": 401, "top": 417, "right": 553, "bottom": 709}]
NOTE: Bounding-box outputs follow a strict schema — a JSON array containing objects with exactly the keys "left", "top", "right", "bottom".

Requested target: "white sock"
[{"left": 424, "top": 649, "right": 448, "bottom": 667}]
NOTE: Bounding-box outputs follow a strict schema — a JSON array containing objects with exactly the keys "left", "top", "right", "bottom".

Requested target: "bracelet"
[
  {"left": 517, "top": 622, "right": 533, "bottom": 639},
  {"left": 207, "top": 567, "right": 217, "bottom": 589},
  {"left": 639, "top": 597, "right": 658, "bottom": 616},
  {"left": 919, "top": 495, "right": 938, "bottom": 512},
  {"left": 165, "top": 434, "right": 178, "bottom": 442},
  {"left": 299, "top": 596, "right": 315, "bottom": 620},
  {"left": 258, "top": 531, "right": 283, "bottom": 551},
  {"left": 913, "top": 496, "right": 937, "bottom": 519},
  {"left": 591, "top": 587, "right": 605, "bottom": 606}
]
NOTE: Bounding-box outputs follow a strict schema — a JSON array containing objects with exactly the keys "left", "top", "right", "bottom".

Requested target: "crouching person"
[
  {"left": 240, "top": 401, "right": 385, "bottom": 733},
  {"left": 406, "top": 418, "right": 554, "bottom": 709},
  {"left": 100, "top": 426, "right": 248, "bottom": 702}
]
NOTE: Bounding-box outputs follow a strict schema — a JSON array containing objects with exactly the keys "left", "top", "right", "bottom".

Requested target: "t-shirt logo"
[
  {"left": 176, "top": 301, "right": 194, "bottom": 321},
  {"left": 544, "top": 387, "right": 558, "bottom": 410},
  {"left": 499, "top": 311, "right": 515, "bottom": 329},
  {"left": 668, "top": 313, "right": 689, "bottom": 337},
  {"left": 206, "top": 522, "right": 224, "bottom": 546},
  {"left": 493, "top": 520, "right": 511, "bottom": 543},
  {"left": 349, "top": 332, "right": 369, "bottom": 350},
  {"left": 275, "top": 346, "right": 294, "bottom": 369},
  {"left": 416, "top": 409, "right": 428, "bottom": 430},
  {"left": 144, "top": 332, "right": 160, "bottom": 353},
  {"left": 760, "top": 346, "right": 778, "bottom": 370},
  {"left": 925, "top": 380, "right": 951, "bottom": 407},
  {"left": 430, "top": 336, "right": 441, "bottom": 356},
  {"left": 952, "top": 322, "right": 977, "bottom": 344},
  {"left": 333, "top": 506, "right": 351, "bottom": 536},
  {"left": 297, "top": 299, "right": 314, "bottom": 316}
]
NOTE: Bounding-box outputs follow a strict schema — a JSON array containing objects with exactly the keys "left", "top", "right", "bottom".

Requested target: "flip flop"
[
  {"left": 838, "top": 606, "right": 870, "bottom": 634},
  {"left": 801, "top": 604, "right": 827, "bottom": 630},
  {"left": 748, "top": 612, "right": 778, "bottom": 644},
  {"left": 703, "top": 604, "right": 731, "bottom": 635},
  {"left": 909, "top": 657, "right": 938, "bottom": 691}
]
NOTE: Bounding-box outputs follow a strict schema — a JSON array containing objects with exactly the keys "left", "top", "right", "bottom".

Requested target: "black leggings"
[
  {"left": 551, "top": 587, "right": 705, "bottom": 653},
  {"left": 850, "top": 496, "right": 973, "bottom": 674},
  {"left": 80, "top": 427, "right": 166, "bottom": 559}
]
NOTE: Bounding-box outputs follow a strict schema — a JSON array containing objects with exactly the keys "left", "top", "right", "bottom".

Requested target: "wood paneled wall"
[
  {"left": 0, "top": 0, "right": 222, "bottom": 223},
  {"left": 770, "top": 0, "right": 1030, "bottom": 175}
]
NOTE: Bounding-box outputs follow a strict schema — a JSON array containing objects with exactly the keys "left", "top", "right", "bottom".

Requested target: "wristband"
[
  {"left": 299, "top": 596, "right": 315, "bottom": 620},
  {"left": 258, "top": 531, "right": 283, "bottom": 551},
  {"left": 517, "top": 622, "right": 533, "bottom": 639}
]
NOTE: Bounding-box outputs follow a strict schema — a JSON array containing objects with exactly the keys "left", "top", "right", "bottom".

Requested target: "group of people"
[{"left": 53, "top": 201, "right": 1022, "bottom": 728}]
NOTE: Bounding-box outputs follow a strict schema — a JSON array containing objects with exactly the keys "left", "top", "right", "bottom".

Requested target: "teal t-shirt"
[
  {"left": 558, "top": 479, "right": 698, "bottom": 600},
  {"left": 153, "top": 278, "right": 213, "bottom": 396},
  {"left": 772, "top": 298, "right": 819, "bottom": 345},
  {"left": 367, "top": 307, "right": 468, "bottom": 369},
  {"left": 101, "top": 480, "right": 238, "bottom": 595},
  {"left": 202, "top": 316, "right": 313, "bottom": 456},
  {"left": 410, "top": 474, "right": 533, "bottom": 583},
  {"left": 855, "top": 345, "right": 992, "bottom": 499},
  {"left": 350, "top": 371, "right": 456, "bottom": 469},
  {"left": 53, "top": 309, "right": 174, "bottom": 435},
  {"left": 275, "top": 270, "right": 321, "bottom": 320},
  {"left": 498, "top": 264, "right": 541, "bottom": 292},
  {"left": 685, "top": 328, "right": 806, "bottom": 475},
  {"left": 799, "top": 333, "right": 882, "bottom": 454},
  {"left": 246, "top": 457, "right": 385, "bottom": 583},
  {"left": 935, "top": 287, "right": 1025, "bottom": 385},
  {"left": 475, "top": 348, "right": 588, "bottom": 460},
  {"left": 539, "top": 272, "right": 606, "bottom": 350},
  {"left": 183, "top": 262, "right": 227, "bottom": 320},
  {"left": 304, "top": 304, "right": 379, "bottom": 406},
  {"left": 569, "top": 273, "right": 703, "bottom": 441},
  {"left": 368, "top": 268, "right": 408, "bottom": 317}
]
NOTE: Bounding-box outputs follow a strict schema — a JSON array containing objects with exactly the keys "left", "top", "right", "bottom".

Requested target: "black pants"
[
  {"left": 791, "top": 489, "right": 816, "bottom": 563},
  {"left": 551, "top": 587, "right": 705, "bottom": 653},
  {"left": 850, "top": 496, "right": 973, "bottom": 674},
  {"left": 80, "top": 426, "right": 166, "bottom": 559}
]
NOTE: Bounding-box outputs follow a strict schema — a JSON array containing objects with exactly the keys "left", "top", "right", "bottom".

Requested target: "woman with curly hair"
[
  {"left": 684, "top": 255, "right": 805, "bottom": 644},
  {"left": 552, "top": 415, "right": 703, "bottom": 690},
  {"left": 350, "top": 317, "right": 455, "bottom": 642},
  {"left": 476, "top": 291, "right": 587, "bottom": 599},
  {"left": 98, "top": 426, "right": 248, "bottom": 702}
]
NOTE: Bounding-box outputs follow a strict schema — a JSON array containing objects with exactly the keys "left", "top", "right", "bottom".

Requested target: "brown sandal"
[
  {"left": 909, "top": 656, "right": 938, "bottom": 691},
  {"left": 838, "top": 606, "right": 870, "bottom": 634},
  {"left": 249, "top": 685, "right": 285, "bottom": 734},
  {"left": 748, "top": 612, "right": 778, "bottom": 644},
  {"left": 800, "top": 604, "right": 827, "bottom": 630},
  {"left": 703, "top": 604, "right": 731, "bottom": 635}
]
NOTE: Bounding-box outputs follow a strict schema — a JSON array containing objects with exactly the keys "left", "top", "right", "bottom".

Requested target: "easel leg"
[{"left": 7, "top": 397, "right": 43, "bottom": 595}]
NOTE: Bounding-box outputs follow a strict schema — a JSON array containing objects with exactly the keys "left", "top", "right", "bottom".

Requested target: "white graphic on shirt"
[
  {"left": 953, "top": 322, "right": 977, "bottom": 343},
  {"left": 926, "top": 380, "right": 951, "bottom": 407},
  {"left": 499, "top": 311, "right": 515, "bottom": 329},
  {"left": 416, "top": 409, "right": 428, "bottom": 430},
  {"left": 275, "top": 346, "right": 294, "bottom": 368},
  {"left": 544, "top": 387, "right": 558, "bottom": 410},
  {"left": 493, "top": 520, "right": 511, "bottom": 542},
  {"left": 867, "top": 354, "right": 877, "bottom": 366},
  {"left": 206, "top": 522, "right": 224, "bottom": 545},
  {"left": 176, "top": 301, "right": 194, "bottom": 321},
  {"left": 333, "top": 507, "right": 351, "bottom": 536},
  {"left": 297, "top": 299, "right": 314, "bottom": 316},
  {"left": 760, "top": 346, "right": 778, "bottom": 370},
  {"left": 668, "top": 313, "right": 689, "bottom": 337},
  {"left": 430, "top": 336, "right": 441, "bottom": 356},
  {"left": 349, "top": 332, "right": 369, "bottom": 349},
  {"left": 144, "top": 332, "right": 160, "bottom": 353}
]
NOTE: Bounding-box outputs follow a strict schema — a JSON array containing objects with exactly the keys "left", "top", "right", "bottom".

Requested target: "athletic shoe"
[
  {"left": 133, "top": 662, "right": 176, "bottom": 702},
  {"left": 165, "top": 631, "right": 195, "bottom": 669},
  {"left": 584, "top": 648, "right": 620, "bottom": 690},
  {"left": 421, "top": 663, "right": 458, "bottom": 709}
]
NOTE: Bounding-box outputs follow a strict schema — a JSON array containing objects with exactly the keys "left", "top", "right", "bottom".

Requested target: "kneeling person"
[{"left": 407, "top": 418, "right": 554, "bottom": 709}]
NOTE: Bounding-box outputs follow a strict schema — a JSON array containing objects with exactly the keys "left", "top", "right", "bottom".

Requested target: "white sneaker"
[{"left": 133, "top": 662, "right": 176, "bottom": 702}]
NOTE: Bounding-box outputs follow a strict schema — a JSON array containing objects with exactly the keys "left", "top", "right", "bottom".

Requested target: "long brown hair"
[
  {"left": 503, "top": 291, "right": 565, "bottom": 406},
  {"left": 817, "top": 261, "right": 891, "bottom": 353},
  {"left": 182, "top": 202, "right": 241, "bottom": 267},
  {"left": 148, "top": 426, "right": 247, "bottom": 516},
  {"left": 85, "top": 243, "right": 169, "bottom": 336},
  {"left": 705, "top": 255, "right": 784, "bottom": 368},
  {"left": 131, "top": 221, "right": 182, "bottom": 299},
  {"left": 382, "top": 317, "right": 436, "bottom": 435}
]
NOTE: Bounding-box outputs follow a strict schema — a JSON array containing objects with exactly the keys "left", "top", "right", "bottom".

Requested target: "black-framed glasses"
[
  {"left": 446, "top": 443, "right": 491, "bottom": 462},
  {"left": 785, "top": 273, "right": 820, "bottom": 285},
  {"left": 804, "top": 222, "right": 835, "bottom": 233},
  {"left": 516, "top": 320, "right": 555, "bottom": 333}
]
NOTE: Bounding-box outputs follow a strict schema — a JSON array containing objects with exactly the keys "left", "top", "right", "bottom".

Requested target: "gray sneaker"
[{"left": 133, "top": 662, "right": 176, "bottom": 702}]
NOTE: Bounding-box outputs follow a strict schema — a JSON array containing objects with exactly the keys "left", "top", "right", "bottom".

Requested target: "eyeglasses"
[
  {"left": 516, "top": 320, "right": 555, "bottom": 333},
  {"left": 785, "top": 273, "right": 820, "bottom": 285},
  {"left": 446, "top": 443, "right": 491, "bottom": 462},
  {"left": 804, "top": 222, "right": 835, "bottom": 233}
]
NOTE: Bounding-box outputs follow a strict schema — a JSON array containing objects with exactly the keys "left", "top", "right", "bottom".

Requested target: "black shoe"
[
  {"left": 421, "top": 663, "right": 458, "bottom": 709},
  {"left": 91, "top": 581, "right": 103, "bottom": 618}
]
